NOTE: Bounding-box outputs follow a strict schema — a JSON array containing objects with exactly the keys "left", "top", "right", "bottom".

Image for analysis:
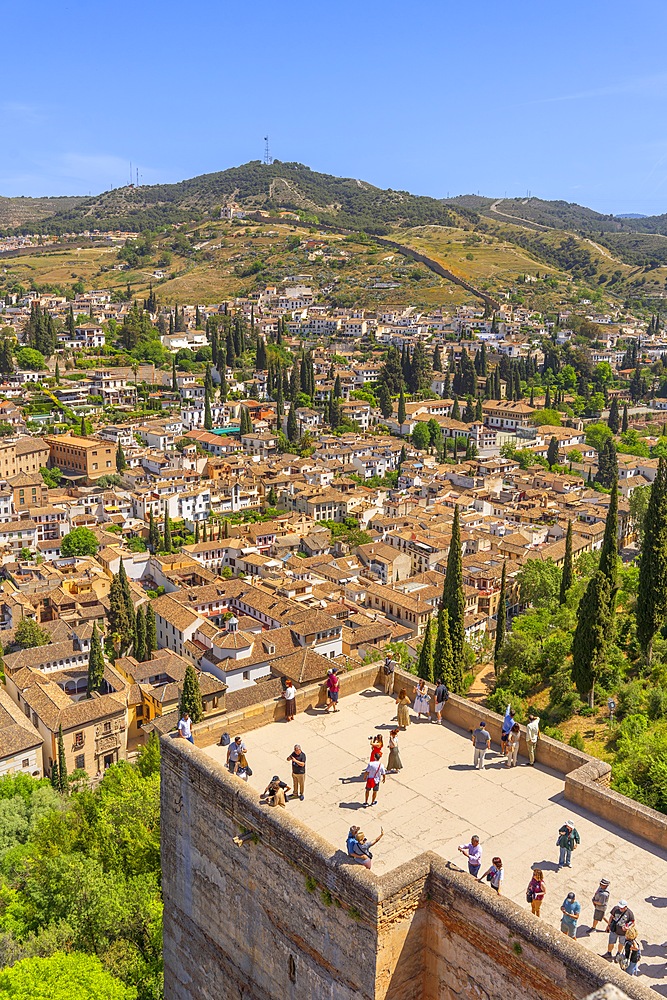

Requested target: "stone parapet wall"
[{"left": 161, "top": 738, "right": 654, "bottom": 1000}]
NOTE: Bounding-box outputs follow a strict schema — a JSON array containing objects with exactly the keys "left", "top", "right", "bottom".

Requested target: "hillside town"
[{"left": 0, "top": 274, "right": 659, "bottom": 785}]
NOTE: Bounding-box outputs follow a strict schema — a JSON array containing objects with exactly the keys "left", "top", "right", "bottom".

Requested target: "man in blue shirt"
[
  {"left": 561, "top": 892, "right": 581, "bottom": 938},
  {"left": 501, "top": 705, "right": 515, "bottom": 756}
]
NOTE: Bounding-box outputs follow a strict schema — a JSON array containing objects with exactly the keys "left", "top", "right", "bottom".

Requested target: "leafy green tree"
[
  {"left": 586, "top": 421, "right": 613, "bottom": 452},
  {"left": 494, "top": 561, "right": 507, "bottom": 673},
  {"left": 179, "top": 664, "right": 203, "bottom": 723},
  {"left": 0, "top": 952, "right": 136, "bottom": 1000},
  {"left": 16, "top": 347, "right": 46, "bottom": 370},
  {"left": 416, "top": 617, "right": 434, "bottom": 682},
  {"left": 517, "top": 558, "right": 561, "bottom": 607},
  {"left": 15, "top": 619, "right": 50, "bottom": 648},
  {"left": 571, "top": 570, "right": 612, "bottom": 707},
  {"left": 136, "top": 732, "right": 161, "bottom": 778},
  {"left": 61, "top": 527, "right": 99, "bottom": 557},
  {"left": 559, "top": 520, "right": 574, "bottom": 605},
  {"left": 441, "top": 506, "right": 465, "bottom": 692},
  {"left": 87, "top": 623, "right": 105, "bottom": 695},
  {"left": 144, "top": 605, "right": 157, "bottom": 659},
  {"left": 637, "top": 457, "right": 667, "bottom": 661},
  {"left": 411, "top": 422, "right": 430, "bottom": 450},
  {"left": 134, "top": 606, "right": 146, "bottom": 663}
]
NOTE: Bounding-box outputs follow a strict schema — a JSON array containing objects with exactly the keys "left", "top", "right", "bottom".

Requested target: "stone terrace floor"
[{"left": 203, "top": 687, "right": 667, "bottom": 991}]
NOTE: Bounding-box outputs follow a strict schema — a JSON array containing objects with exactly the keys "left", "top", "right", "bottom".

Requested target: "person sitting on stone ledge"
[
  {"left": 346, "top": 826, "right": 383, "bottom": 869},
  {"left": 261, "top": 775, "right": 289, "bottom": 808}
]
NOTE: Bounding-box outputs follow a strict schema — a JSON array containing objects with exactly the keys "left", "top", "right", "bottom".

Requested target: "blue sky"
[{"left": 4, "top": 0, "right": 667, "bottom": 215}]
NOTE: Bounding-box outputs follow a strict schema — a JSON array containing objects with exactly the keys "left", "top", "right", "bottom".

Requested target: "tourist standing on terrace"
[
  {"left": 434, "top": 678, "right": 449, "bottom": 723},
  {"left": 226, "top": 735, "right": 247, "bottom": 774},
  {"left": 500, "top": 705, "right": 515, "bottom": 756},
  {"left": 526, "top": 868, "right": 546, "bottom": 917},
  {"left": 586, "top": 878, "right": 610, "bottom": 933},
  {"left": 286, "top": 744, "right": 306, "bottom": 800},
  {"left": 471, "top": 720, "right": 491, "bottom": 770},
  {"left": 605, "top": 901, "right": 635, "bottom": 960},
  {"left": 369, "top": 735, "right": 383, "bottom": 761},
  {"left": 283, "top": 678, "right": 297, "bottom": 721},
  {"left": 556, "top": 820, "right": 580, "bottom": 868},
  {"left": 560, "top": 892, "right": 581, "bottom": 938},
  {"left": 478, "top": 857, "right": 504, "bottom": 894},
  {"left": 325, "top": 668, "right": 340, "bottom": 713},
  {"left": 382, "top": 654, "right": 396, "bottom": 696},
  {"left": 526, "top": 713, "right": 540, "bottom": 765},
  {"left": 458, "top": 835, "right": 482, "bottom": 878},
  {"left": 396, "top": 688, "right": 411, "bottom": 729},
  {"left": 177, "top": 711, "right": 194, "bottom": 744},
  {"left": 387, "top": 729, "right": 402, "bottom": 772},
  {"left": 363, "top": 757, "right": 386, "bottom": 806},
  {"left": 413, "top": 678, "right": 431, "bottom": 720},
  {"left": 505, "top": 723, "right": 521, "bottom": 768}
]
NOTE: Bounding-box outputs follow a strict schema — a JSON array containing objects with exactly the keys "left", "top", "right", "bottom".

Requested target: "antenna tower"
[{"left": 263, "top": 136, "right": 272, "bottom": 165}]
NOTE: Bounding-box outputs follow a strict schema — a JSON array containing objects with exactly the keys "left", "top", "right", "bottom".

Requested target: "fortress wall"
[
  {"left": 193, "top": 662, "right": 383, "bottom": 747},
  {"left": 161, "top": 739, "right": 653, "bottom": 1000}
]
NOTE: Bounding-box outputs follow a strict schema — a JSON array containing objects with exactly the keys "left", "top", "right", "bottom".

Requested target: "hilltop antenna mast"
[
  {"left": 263, "top": 136, "right": 272, "bottom": 165},
  {"left": 136, "top": 167, "right": 139, "bottom": 187},
  {"left": 130, "top": 162, "right": 132, "bottom": 186}
]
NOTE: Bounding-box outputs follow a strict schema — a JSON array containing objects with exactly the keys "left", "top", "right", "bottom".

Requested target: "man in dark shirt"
[
  {"left": 605, "top": 901, "right": 635, "bottom": 959},
  {"left": 286, "top": 744, "right": 306, "bottom": 800}
]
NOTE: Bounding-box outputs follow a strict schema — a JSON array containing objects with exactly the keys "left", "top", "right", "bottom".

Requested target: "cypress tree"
[
  {"left": 118, "top": 561, "right": 134, "bottom": 631},
  {"left": 622, "top": 404, "right": 629, "bottom": 433},
  {"left": 559, "top": 520, "right": 574, "bottom": 605},
  {"left": 219, "top": 365, "right": 228, "bottom": 403},
  {"left": 172, "top": 355, "right": 178, "bottom": 392},
  {"left": 57, "top": 724, "right": 68, "bottom": 791},
  {"left": 163, "top": 511, "right": 173, "bottom": 554},
  {"left": 433, "top": 608, "right": 453, "bottom": 689},
  {"left": 433, "top": 345, "right": 442, "bottom": 371},
  {"left": 547, "top": 436, "right": 559, "bottom": 469},
  {"left": 441, "top": 506, "right": 465, "bottom": 692},
  {"left": 202, "top": 521, "right": 208, "bottom": 542},
  {"left": 596, "top": 437, "right": 618, "bottom": 489},
  {"left": 50, "top": 757, "right": 60, "bottom": 791},
  {"left": 194, "top": 521, "right": 200, "bottom": 543},
  {"left": 134, "top": 605, "right": 146, "bottom": 662},
  {"left": 493, "top": 561, "right": 507, "bottom": 674},
  {"left": 116, "top": 441, "right": 127, "bottom": 472},
  {"left": 599, "top": 476, "right": 619, "bottom": 596},
  {"left": 109, "top": 573, "right": 131, "bottom": 650},
  {"left": 204, "top": 389, "right": 212, "bottom": 430},
  {"left": 179, "top": 664, "right": 204, "bottom": 723},
  {"left": 287, "top": 402, "right": 298, "bottom": 443},
  {"left": 452, "top": 396, "right": 460, "bottom": 421},
  {"left": 256, "top": 337, "right": 267, "bottom": 371},
  {"left": 148, "top": 511, "right": 160, "bottom": 554},
  {"left": 571, "top": 570, "right": 612, "bottom": 708},
  {"left": 399, "top": 444, "right": 407, "bottom": 468},
  {"left": 416, "top": 617, "right": 434, "bottom": 683},
  {"left": 87, "top": 623, "right": 104, "bottom": 695},
  {"left": 55, "top": 360, "right": 60, "bottom": 384},
  {"left": 397, "top": 389, "right": 406, "bottom": 427},
  {"left": 608, "top": 398, "right": 620, "bottom": 434},
  {"left": 637, "top": 457, "right": 667, "bottom": 661},
  {"left": 145, "top": 604, "right": 157, "bottom": 658},
  {"left": 475, "top": 397, "right": 483, "bottom": 422},
  {"left": 80, "top": 415, "right": 86, "bottom": 437}
]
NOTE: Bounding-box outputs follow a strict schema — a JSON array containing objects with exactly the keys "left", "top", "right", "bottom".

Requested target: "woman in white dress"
[{"left": 413, "top": 678, "right": 431, "bottom": 720}]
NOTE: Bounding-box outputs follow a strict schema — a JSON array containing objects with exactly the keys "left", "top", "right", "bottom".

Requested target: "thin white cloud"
[{"left": 516, "top": 72, "right": 667, "bottom": 108}]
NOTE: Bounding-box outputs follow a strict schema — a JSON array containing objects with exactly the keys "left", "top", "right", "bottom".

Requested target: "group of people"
[
  {"left": 393, "top": 675, "right": 451, "bottom": 728},
  {"left": 459, "top": 822, "right": 641, "bottom": 977},
  {"left": 470, "top": 706, "right": 541, "bottom": 771}
]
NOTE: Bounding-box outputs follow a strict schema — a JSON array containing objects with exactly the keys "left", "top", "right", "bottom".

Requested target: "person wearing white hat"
[
  {"left": 605, "top": 900, "right": 635, "bottom": 959},
  {"left": 556, "top": 819, "right": 580, "bottom": 868}
]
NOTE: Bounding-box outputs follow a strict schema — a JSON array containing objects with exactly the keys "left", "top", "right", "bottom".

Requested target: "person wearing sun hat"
[
  {"left": 605, "top": 899, "right": 635, "bottom": 959},
  {"left": 556, "top": 818, "right": 580, "bottom": 868},
  {"left": 587, "top": 878, "right": 611, "bottom": 933}
]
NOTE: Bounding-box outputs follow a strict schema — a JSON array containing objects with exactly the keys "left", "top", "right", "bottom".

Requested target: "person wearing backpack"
[
  {"left": 526, "top": 868, "right": 546, "bottom": 917},
  {"left": 605, "top": 901, "right": 635, "bottom": 960},
  {"left": 434, "top": 678, "right": 449, "bottom": 723},
  {"left": 382, "top": 655, "right": 396, "bottom": 696},
  {"left": 622, "top": 926, "right": 641, "bottom": 976},
  {"left": 556, "top": 819, "right": 580, "bottom": 868}
]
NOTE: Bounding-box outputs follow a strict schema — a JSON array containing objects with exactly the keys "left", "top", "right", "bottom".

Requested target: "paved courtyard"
[{"left": 204, "top": 687, "right": 667, "bottom": 990}]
